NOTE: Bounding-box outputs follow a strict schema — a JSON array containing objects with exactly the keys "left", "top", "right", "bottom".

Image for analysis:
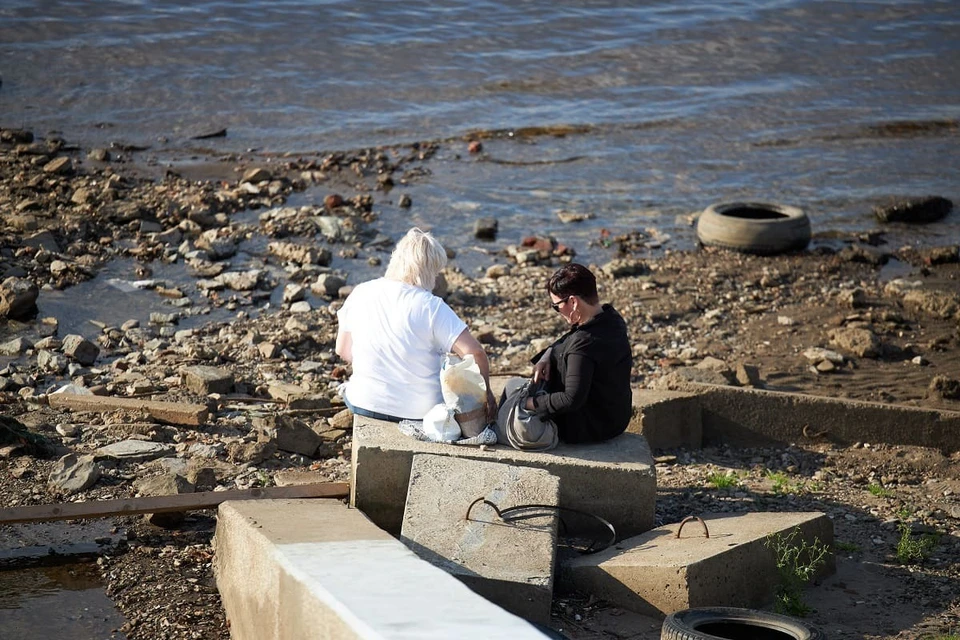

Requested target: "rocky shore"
[{"left": 1, "top": 127, "right": 958, "bottom": 639}]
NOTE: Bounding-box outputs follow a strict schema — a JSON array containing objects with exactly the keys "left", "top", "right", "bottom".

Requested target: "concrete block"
[
  {"left": 214, "top": 499, "right": 548, "bottom": 640},
  {"left": 654, "top": 380, "right": 960, "bottom": 452},
  {"left": 627, "top": 389, "right": 702, "bottom": 449},
  {"left": 351, "top": 416, "right": 656, "bottom": 538},
  {"left": 181, "top": 365, "right": 234, "bottom": 395},
  {"left": 565, "top": 511, "right": 834, "bottom": 617},
  {"left": 401, "top": 454, "right": 559, "bottom": 623}
]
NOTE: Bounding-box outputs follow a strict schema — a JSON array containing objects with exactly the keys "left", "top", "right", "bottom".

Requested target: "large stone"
[
  {"left": 182, "top": 365, "right": 234, "bottom": 395},
  {"left": 0, "top": 337, "right": 31, "bottom": 356},
  {"left": 61, "top": 334, "right": 100, "bottom": 366},
  {"left": 0, "top": 277, "right": 39, "bottom": 320},
  {"left": 401, "top": 454, "right": 559, "bottom": 623},
  {"left": 352, "top": 416, "right": 656, "bottom": 537},
  {"left": 257, "top": 415, "right": 321, "bottom": 457},
  {"left": 873, "top": 196, "right": 953, "bottom": 224},
  {"left": 94, "top": 440, "right": 173, "bottom": 463},
  {"left": 48, "top": 454, "right": 101, "bottom": 495},
  {"left": 829, "top": 327, "right": 881, "bottom": 358},
  {"left": 565, "top": 512, "right": 834, "bottom": 616},
  {"left": 903, "top": 289, "right": 960, "bottom": 320},
  {"left": 214, "top": 499, "right": 546, "bottom": 640},
  {"left": 134, "top": 473, "right": 195, "bottom": 528}
]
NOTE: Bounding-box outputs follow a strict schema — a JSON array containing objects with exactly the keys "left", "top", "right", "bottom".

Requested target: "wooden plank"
[
  {"left": 46, "top": 393, "right": 210, "bottom": 426},
  {"left": 0, "top": 483, "right": 349, "bottom": 525}
]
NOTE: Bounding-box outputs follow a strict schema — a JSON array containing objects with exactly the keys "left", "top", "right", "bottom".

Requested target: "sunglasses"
[{"left": 551, "top": 296, "right": 572, "bottom": 312}]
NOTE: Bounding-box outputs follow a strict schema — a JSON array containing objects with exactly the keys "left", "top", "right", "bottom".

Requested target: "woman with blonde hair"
[{"left": 336, "top": 228, "right": 496, "bottom": 422}]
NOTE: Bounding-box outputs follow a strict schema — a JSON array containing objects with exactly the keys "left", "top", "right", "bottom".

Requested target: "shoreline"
[{"left": 1, "top": 127, "right": 959, "bottom": 639}]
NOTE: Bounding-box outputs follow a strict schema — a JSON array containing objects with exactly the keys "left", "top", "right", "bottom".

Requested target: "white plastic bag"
[
  {"left": 420, "top": 402, "right": 462, "bottom": 443},
  {"left": 440, "top": 354, "right": 487, "bottom": 413}
]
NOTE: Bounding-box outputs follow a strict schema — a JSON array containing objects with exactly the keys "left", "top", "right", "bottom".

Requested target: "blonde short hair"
[{"left": 384, "top": 228, "right": 447, "bottom": 291}]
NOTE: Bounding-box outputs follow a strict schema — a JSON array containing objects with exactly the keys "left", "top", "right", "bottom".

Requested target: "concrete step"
[
  {"left": 627, "top": 389, "right": 702, "bottom": 449},
  {"left": 564, "top": 511, "right": 834, "bottom": 616},
  {"left": 214, "top": 499, "right": 549, "bottom": 639},
  {"left": 351, "top": 416, "right": 656, "bottom": 538},
  {"left": 401, "top": 454, "right": 560, "bottom": 623}
]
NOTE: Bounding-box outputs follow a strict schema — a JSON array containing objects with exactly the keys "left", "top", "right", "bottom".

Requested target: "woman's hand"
[
  {"left": 485, "top": 388, "right": 498, "bottom": 421},
  {"left": 532, "top": 348, "right": 552, "bottom": 383}
]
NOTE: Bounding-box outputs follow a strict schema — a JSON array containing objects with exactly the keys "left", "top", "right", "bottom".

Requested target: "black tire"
[
  {"left": 662, "top": 607, "right": 825, "bottom": 640},
  {"left": 696, "top": 202, "right": 811, "bottom": 255}
]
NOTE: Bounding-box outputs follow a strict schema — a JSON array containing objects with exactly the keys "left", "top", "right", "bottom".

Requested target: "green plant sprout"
[{"left": 765, "top": 528, "right": 830, "bottom": 617}]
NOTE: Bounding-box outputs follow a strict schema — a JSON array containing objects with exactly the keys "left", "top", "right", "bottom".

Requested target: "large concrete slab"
[
  {"left": 654, "top": 380, "right": 960, "bottom": 452},
  {"left": 565, "top": 511, "right": 834, "bottom": 616},
  {"left": 214, "top": 499, "right": 548, "bottom": 639},
  {"left": 627, "top": 389, "right": 702, "bottom": 449},
  {"left": 352, "top": 416, "right": 657, "bottom": 538},
  {"left": 401, "top": 454, "right": 560, "bottom": 623}
]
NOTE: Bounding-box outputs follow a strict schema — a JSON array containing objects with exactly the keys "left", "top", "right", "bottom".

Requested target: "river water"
[{"left": 1, "top": 0, "right": 958, "bottom": 256}]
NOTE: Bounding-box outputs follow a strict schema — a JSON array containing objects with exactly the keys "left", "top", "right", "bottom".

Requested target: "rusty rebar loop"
[
  {"left": 465, "top": 497, "right": 618, "bottom": 554},
  {"left": 675, "top": 515, "right": 710, "bottom": 539}
]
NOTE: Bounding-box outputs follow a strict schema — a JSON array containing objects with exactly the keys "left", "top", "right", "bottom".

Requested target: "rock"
[
  {"left": 398, "top": 194, "right": 412, "bottom": 208},
  {"left": 186, "top": 466, "right": 218, "bottom": 491},
  {"left": 735, "top": 363, "right": 762, "bottom": 387},
  {"left": 257, "top": 415, "right": 321, "bottom": 457},
  {"left": 324, "top": 194, "right": 343, "bottom": 209},
  {"left": 802, "top": 347, "right": 845, "bottom": 364},
  {"left": 651, "top": 367, "right": 734, "bottom": 389},
  {"left": 557, "top": 211, "right": 594, "bottom": 224},
  {"left": 312, "top": 273, "right": 346, "bottom": 297},
  {"left": 196, "top": 229, "right": 237, "bottom": 260},
  {"left": 838, "top": 244, "right": 889, "bottom": 265},
  {"left": 242, "top": 167, "right": 272, "bottom": 183},
  {"left": 913, "top": 355, "right": 929, "bottom": 366},
  {"left": 283, "top": 284, "right": 306, "bottom": 303},
  {"left": 695, "top": 356, "right": 729, "bottom": 372},
  {"left": 71, "top": 187, "right": 94, "bottom": 205},
  {"left": 829, "top": 327, "right": 881, "bottom": 358},
  {"left": 816, "top": 360, "right": 837, "bottom": 373},
  {"left": 23, "top": 230, "right": 61, "bottom": 253},
  {"left": 474, "top": 217, "right": 498, "bottom": 240},
  {"left": 274, "top": 470, "right": 326, "bottom": 487},
  {"left": 839, "top": 288, "right": 868, "bottom": 308},
  {"left": 0, "top": 337, "right": 31, "bottom": 356},
  {"left": 485, "top": 264, "right": 511, "bottom": 279},
  {"left": 267, "top": 241, "right": 330, "bottom": 266},
  {"left": 88, "top": 148, "right": 111, "bottom": 162},
  {"left": 42, "top": 156, "right": 72, "bottom": 175},
  {"left": 226, "top": 437, "right": 276, "bottom": 464},
  {"left": 258, "top": 342, "right": 280, "bottom": 359},
  {"left": 903, "top": 289, "right": 959, "bottom": 320},
  {"left": 61, "top": 334, "right": 100, "bottom": 366},
  {"left": 468, "top": 140, "right": 483, "bottom": 154},
  {"left": 182, "top": 365, "right": 234, "bottom": 395},
  {"left": 134, "top": 473, "right": 195, "bottom": 529},
  {"left": 928, "top": 375, "right": 960, "bottom": 401},
  {"left": 95, "top": 440, "right": 174, "bottom": 463},
  {"left": 290, "top": 300, "right": 312, "bottom": 313},
  {"left": 217, "top": 270, "right": 262, "bottom": 291},
  {"left": 601, "top": 259, "right": 649, "bottom": 279},
  {"left": 37, "top": 350, "right": 68, "bottom": 373},
  {"left": 48, "top": 454, "right": 101, "bottom": 495},
  {"left": 329, "top": 408, "right": 354, "bottom": 430},
  {"left": 0, "top": 277, "right": 39, "bottom": 320},
  {"left": 921, "top": 246, "right": 960, "bottom": 265},
  {"left": 874, "top": 196, "right": 953, "bottom": 224}
]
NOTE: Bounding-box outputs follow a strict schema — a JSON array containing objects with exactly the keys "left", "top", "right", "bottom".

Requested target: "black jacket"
[{"left": 531, "top": 304, "right": 632, "bottom": 443}]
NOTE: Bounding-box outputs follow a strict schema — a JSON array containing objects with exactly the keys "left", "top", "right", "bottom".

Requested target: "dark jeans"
[{"left": 342, "top": 394, "right": 407, "bottom": 423}]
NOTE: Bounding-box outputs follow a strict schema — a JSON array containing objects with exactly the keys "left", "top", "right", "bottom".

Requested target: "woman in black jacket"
[{"left": 525, "top": 263, "right": 633, "bottom": 443}]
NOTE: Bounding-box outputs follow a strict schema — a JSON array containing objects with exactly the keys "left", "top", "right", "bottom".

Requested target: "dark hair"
[{"left": 547, "top": 263, "right": 599, "bottom": 304}]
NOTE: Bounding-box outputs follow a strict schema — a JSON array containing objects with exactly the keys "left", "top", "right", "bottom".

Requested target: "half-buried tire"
[
  {"left": 661, "top": 607, "right": 825, "bottom": 640},
  {"left": 696, "top": 202, "right": 811, "bottom": 255}
]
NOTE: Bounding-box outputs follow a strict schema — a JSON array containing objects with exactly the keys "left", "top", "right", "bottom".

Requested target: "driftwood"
[{"left": 0, "top": 482, "right": 349, "bottom": 525}]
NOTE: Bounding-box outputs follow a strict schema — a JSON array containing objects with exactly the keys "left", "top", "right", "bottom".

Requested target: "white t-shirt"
[{"left": 337, "top": 277, "right": 467, "bottom": 420}]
